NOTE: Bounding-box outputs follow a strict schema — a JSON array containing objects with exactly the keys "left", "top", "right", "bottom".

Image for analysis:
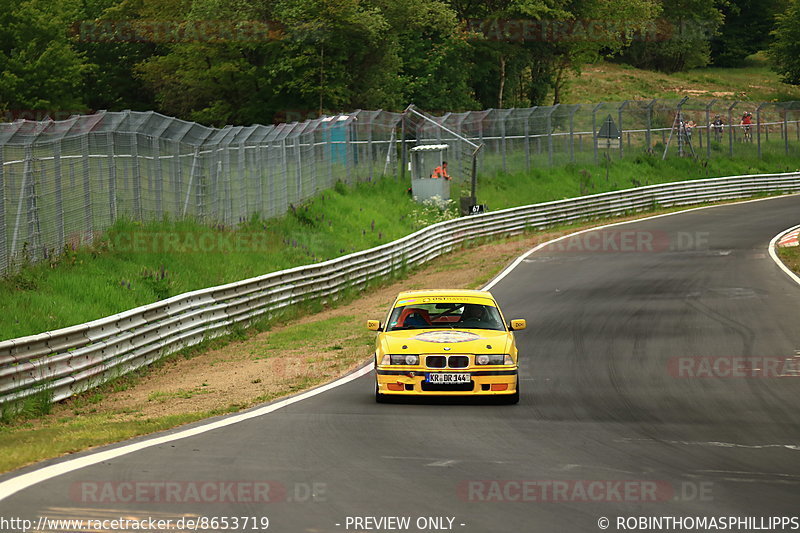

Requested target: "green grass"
[
  {"left": 778, "top": 246, "right": 800, "bottom": 276},
  {"left": 475, "top": 148, "right": 800, "bottom": 210},
  {"left": 552, "top": 53, "right": 800, "bottom": 104},
  {"left": 0, "top": 411, "right": 215, "bottom": 473},
  {"left": 255, "top": 315, "right": 355, "bottom": 351}
]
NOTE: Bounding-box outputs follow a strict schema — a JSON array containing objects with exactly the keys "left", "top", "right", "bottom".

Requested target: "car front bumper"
[{"left": 375, "top": 367, "right": 518, "bottom": 396}]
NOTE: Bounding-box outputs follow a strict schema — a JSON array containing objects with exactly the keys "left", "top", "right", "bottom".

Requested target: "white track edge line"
[
  {"left": 768, "top": 224, "right": 800, "bottom": 287},
  {"left": 1, "top": 192, "right": 797, "bottom": 502}
]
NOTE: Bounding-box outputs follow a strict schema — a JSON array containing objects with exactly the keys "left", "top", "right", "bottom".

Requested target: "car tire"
[
  {"left": 375, "top": 383, "right": 390, "bottom": 403},
  {"left": 501, "top": 378, "right": 520, "bottom": 405}
]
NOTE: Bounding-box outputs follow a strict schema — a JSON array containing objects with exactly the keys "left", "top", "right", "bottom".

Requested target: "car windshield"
[{"left": 386, "top": 302, "right": 505, "bottom": 331}]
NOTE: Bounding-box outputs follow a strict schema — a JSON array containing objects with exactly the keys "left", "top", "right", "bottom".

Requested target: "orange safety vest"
[{"left": 432, "top": 165, "right": 450, "bottom": 179}]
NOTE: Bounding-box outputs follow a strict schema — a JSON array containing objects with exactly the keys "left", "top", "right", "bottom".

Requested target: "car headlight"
[
  {"left": 475, "top": 354, "right": 514, "bottom": 365},
  {"left": 385, "top": 354, "right": 420, "bottom": 365}
]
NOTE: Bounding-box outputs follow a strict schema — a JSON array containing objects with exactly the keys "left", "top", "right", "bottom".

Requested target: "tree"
[
  {"left": 768, "top": 0, "right": 800, "bottom": 84},
  {"left": 0, "top": 0, "right": 89, "bottom": 115},
  {"left": 72, "top": 0, "right": 165, "bottom": 112},
  {"left": 616, "top": 0, "right": 725, "bottom": 73},
  {"left": 711, "top": 0, "right": 787, "bottom": 67},
  {"left": 272, "top": 0, "right": 404, "bottom": 114},
  {"left": 135, "top": 0, "right": 285, "bottom": 125},
  {"left": 450, "top": 0, "right": 660, "bottom": 107},
  {"left": 376, "top": 0, "right": 479, "bottom": 111}
]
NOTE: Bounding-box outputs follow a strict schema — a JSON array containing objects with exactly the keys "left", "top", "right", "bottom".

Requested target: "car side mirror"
[
  {"left": 509, "top": 319, "right": 526, "bottom": 331},
  {"left": 367, "top": 320, "right": 382, "bottom": 331}
]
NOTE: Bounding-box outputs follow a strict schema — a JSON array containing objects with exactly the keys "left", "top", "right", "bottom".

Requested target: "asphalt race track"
[{"left": 1, "top": 195, "right": 799, "bottom": 533}]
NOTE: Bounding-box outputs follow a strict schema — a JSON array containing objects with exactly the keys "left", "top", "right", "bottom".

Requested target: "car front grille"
[
  {"left": 426, "top": 355, "right": 447, "bottom": 368},
  {"left": 447, "top": 355, "right": 469, "bottom": 368},
  {"left": 425, "top": 355, "right": 471, "bottom": 368}
]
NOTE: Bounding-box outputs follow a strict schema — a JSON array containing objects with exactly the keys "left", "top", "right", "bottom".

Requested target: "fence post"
[
  {"left": 54, "top": 141, "right": 65, "bottom": 252},
  {"left": 568, "top": 106, "right": 578, "bottom": 163},
  {"left": 280, "top": 137, "right": 289, "bottom": 211},
  {"left": 153, "top": 136, "right": 163, "bottom": 219},
  {"left": 224, "top": 143, "right": 233, "bottom": 225},
  {"left": 81, "top": 132, "right": 94, "bottom": 245},
  {"left": 131, "top": 131, "right": 142, "bottom": 219},
  {"left": 295, "top": 135, "right": 302, "bottom": 201},
  {"left": 195, "top": 150, "right": 206, "bottom": 220},
  {"left": 705, "top": 100, "right": 716, "bottom": 159},
  {"left": 344, "top": 124, "right": 351, "bottom": 184},
  {"left": 645, "top": 99, "right": 656, "bottom": 152},
  {"left": 172, "top": 140, "right": 182, "bottom": 216},
  {"left": 107, "top": 132, "right": 117, "bottom": 223},
  {"left": 0, "top": 146, "right": 6, "bottom": 274},
  {"left": 756, "top": 103, "right": 765, "bottom": 159},
  {"left": 727, "top": 101, "right": 738, "bottom": 158},
  {"left": 618, "top": 100, "right": 629, "bottom": 159},
  {"left": 367, "top": 116, "right": 374, "bottom": 181},
  {"left": 524, "top": 109, "right": 532, "bottom": 170},
  {"left": 500, "top": 110, "right": 508, "bottom": 172},
  {"left": 592, "top": 103, "right": 603, "bottom": 165},
  {"left": 546, "top": 105, "right": 557, "bottom": 166},
  {"left": 257, "top": 144, "right": 265, "bottom": 216},
  {"left": 784, "top": 105, "right": 790, "bottom": 156},
  {"left": 238, "top": 141, "right": 247, "bottom": 221},
  {"left": 400, "top": 114, "right": 407, "bottom": 182}
]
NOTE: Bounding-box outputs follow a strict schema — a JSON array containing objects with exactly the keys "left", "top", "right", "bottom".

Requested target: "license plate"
[{"left": 426, "top": 372, "right": 470, "bottom": 384}]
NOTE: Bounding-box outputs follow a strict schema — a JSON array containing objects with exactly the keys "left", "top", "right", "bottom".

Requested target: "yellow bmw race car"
[{"left": 367, "top": 289, "right": 526, "bottom": 403}]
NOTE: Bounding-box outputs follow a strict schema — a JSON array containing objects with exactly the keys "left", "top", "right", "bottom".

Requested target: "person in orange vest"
[{"left": 431, "top": 161, "right": 450, "bottom": 180}]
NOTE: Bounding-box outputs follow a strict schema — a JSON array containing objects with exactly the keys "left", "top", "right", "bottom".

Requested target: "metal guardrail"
[{"left": 1, "top": 172, "right": 799, "bottom": 407}]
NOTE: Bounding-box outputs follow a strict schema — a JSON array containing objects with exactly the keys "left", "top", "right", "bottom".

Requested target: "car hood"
[{"left": 379, "top": 328, "right": 512, "bottom": 354}]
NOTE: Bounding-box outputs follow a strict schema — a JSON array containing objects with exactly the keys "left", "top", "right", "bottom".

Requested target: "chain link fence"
[{"left": 2, "top": 99, "right": 799, "bottom": 275}]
